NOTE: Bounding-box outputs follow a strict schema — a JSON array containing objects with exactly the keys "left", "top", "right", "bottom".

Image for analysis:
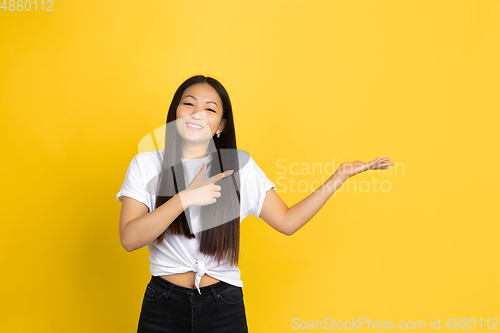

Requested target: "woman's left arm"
[{"left": 259, "top": 157, "right": 393, "bottom": 236}]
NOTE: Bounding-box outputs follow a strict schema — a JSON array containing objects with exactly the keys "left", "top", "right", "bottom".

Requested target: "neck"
[{"left": 180, "top": 141, "right": 210, "bottom": 159}]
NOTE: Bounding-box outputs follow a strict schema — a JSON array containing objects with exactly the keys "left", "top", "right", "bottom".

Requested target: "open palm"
[{"left": 336, "top": 157, "right": 393, "bottom": 181}]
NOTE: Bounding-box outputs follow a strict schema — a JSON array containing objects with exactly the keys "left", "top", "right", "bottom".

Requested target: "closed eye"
[{"left": 183, "top": 103, "right": 215, "bottom": 113}]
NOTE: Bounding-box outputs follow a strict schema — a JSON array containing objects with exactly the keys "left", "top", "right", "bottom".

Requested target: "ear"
[{"left": 217, "top": 119, "right": 227, "bottom": 135}]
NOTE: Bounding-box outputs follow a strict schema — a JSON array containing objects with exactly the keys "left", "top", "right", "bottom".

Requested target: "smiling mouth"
[{"left": 186, "top": 122, "right": 204, "bottom": 130}]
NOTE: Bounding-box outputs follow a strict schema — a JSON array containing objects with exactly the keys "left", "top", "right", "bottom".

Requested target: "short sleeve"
[
  {"left": 116, "top": 155, "right": 151, "bottom": 211},
  {"left": 242, "top": 156, "right": 276, "bottom": 219}
]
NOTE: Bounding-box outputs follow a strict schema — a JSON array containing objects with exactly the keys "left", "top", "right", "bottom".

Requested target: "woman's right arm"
[
  {"left": 119, "top": 193, "right": 186, "bottom": 252},
  {"left": 119, "top": 164, "right": 233, "bottom": 252}
]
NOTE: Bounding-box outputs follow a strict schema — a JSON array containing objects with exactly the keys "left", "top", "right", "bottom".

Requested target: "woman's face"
[{"left": 176, "top": 82, "right": 226, "bottom": 143}]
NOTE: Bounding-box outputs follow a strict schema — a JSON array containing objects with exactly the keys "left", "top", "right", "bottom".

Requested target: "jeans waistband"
[{"left": 149, "top": 275, "right": 237, "bottom": 301}]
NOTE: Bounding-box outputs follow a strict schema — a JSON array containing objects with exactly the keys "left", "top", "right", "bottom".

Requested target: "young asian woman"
[{"left": 116, "top": 75, "right": 394, "bottom": 333}]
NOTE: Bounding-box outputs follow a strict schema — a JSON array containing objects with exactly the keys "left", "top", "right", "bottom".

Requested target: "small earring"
[{"left": 217, "top": 133, "right": 220, "bottom": 138}]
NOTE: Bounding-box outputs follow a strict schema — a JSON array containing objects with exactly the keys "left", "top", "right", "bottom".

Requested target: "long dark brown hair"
[{"left": 154, "top": 75, "right": 241, "bottom": 266}]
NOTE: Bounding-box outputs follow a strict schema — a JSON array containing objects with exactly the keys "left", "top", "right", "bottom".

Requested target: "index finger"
[{"left": 207, "top": 170, "right": 234, "bottom": 184}]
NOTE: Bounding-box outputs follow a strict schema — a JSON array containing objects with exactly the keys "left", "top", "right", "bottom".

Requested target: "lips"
[{"left": 185, "top": 122, "right": 204, "bottom": 130}]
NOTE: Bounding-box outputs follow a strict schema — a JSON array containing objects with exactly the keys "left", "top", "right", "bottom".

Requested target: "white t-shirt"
[{"left": 116, "top": 149, "right": 276, "bottom": 294}]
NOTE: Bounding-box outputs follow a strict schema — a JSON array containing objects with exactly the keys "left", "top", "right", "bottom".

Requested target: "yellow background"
[{"left": 1, "top": 0, "right": 499, "bottom": 332}]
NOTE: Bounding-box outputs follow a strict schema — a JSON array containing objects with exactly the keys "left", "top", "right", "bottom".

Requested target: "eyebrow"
[{"left": 185, "top": 95, "right": 218, "bottom": 107}]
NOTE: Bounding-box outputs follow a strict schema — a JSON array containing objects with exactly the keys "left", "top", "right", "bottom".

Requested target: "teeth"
[{"left": 187, "top": 123, "right": 203, "bottom": 129}]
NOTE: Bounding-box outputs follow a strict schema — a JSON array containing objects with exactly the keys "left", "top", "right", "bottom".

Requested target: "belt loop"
[{"left": 209, "top": 284, "right": 220, "bottom": 302}]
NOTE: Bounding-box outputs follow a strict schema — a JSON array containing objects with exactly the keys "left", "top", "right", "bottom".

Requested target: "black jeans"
[{"left": 137, "top": 275, "right": 249, "bottom": 333}]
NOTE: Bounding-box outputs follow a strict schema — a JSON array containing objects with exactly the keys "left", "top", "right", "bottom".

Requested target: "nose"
[{"left": 189, "top": 108, "right": 207, "bottom": 120}]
